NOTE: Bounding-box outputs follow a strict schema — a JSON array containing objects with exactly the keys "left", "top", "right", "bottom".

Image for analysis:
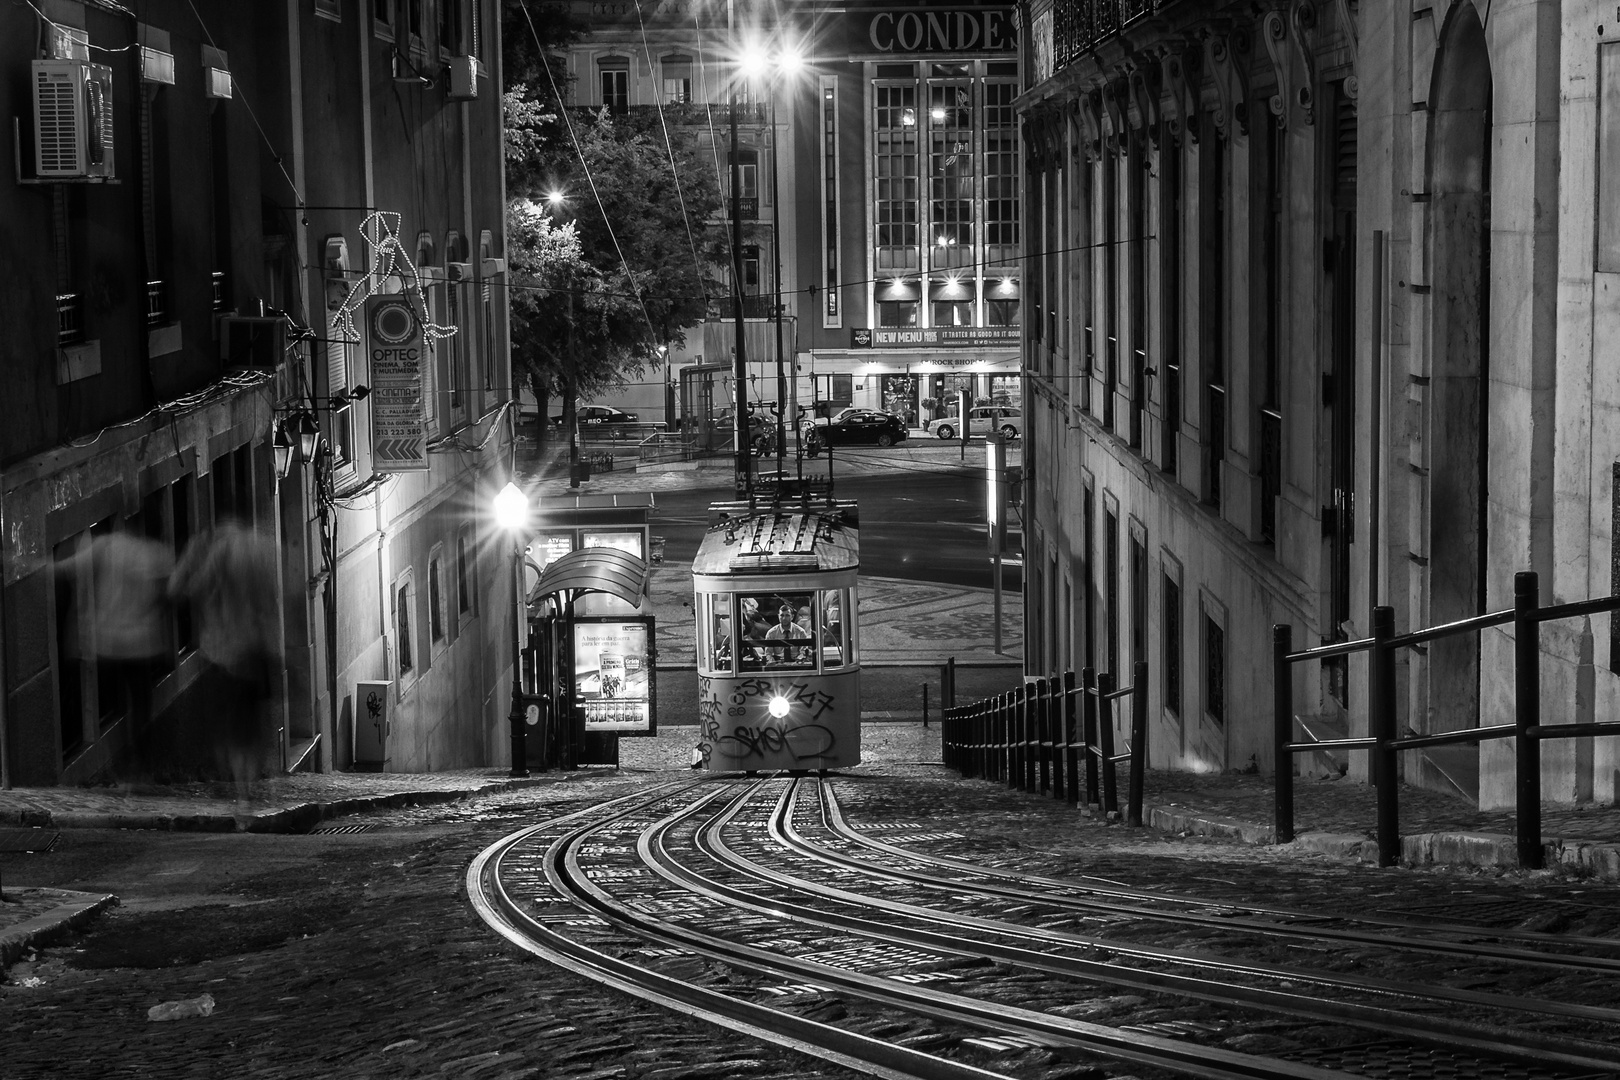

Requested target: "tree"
[{"left": 502, "top": 3, "right": 728, "bottom": 453}]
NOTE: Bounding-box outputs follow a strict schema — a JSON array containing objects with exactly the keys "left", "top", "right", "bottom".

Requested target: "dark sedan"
[
  {"left": 802, "top": 408, "right": 908, "bottom": 450},
  {"left": 550, "top": 405, "right": 639, "bottom": 427}
]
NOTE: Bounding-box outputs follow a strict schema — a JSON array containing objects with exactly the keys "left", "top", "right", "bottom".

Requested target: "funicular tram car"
[{"left": 692, "top": 500, "right": 859, "bottom": 772}]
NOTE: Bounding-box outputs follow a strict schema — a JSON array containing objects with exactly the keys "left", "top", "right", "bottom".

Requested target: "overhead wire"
[{"left": 633, "top": 0, "right": 707, "bottom": 306}]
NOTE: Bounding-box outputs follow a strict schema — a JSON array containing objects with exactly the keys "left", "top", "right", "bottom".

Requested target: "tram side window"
[
  {"left": 820, "top": 588, "right": 846, "bottom": 668},
  {"left": 704, "top": 594, "right": 734, "bottom": 674},
  {"left": 739, "top": 592, "right": 814, "bottom": 670}
]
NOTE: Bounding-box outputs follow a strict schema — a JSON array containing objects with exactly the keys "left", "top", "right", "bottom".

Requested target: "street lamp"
[
  {"left": 494, "top": 480, "right": 532, "bottom": 776},
  {"left": 738, "top": 36, "right": 805, "bottom": 483}
]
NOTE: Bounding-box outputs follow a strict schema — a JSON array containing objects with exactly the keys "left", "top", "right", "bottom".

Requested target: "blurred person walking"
[
  {"left": 170, "top": 523, "right": 282, "bottom": 803},
  {"left": 68, "top": 532, "right": 175, "bottom": 775}
]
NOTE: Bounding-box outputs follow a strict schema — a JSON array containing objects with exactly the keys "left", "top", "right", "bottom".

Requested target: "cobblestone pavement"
[{"left": 4, "top": 725, "right": 1617, "bottom": 1080}]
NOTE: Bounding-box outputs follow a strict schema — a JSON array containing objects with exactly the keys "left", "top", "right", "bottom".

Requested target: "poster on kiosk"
[{"left": 574, "top": 617, "right": 656, "bottom": 734}]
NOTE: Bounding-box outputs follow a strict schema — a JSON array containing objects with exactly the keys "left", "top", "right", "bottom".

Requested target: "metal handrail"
[
  {"left": 940, "top": 661, "right": 1149, "bottom": 826},
  {"left": 1273, "top": 571, "right": 1620, "bottom": 870}
]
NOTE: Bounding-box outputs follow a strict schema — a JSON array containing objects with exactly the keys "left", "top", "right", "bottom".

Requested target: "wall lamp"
[
  {"left": 275, "top": 385, "right": 369, "bottom": 479},
  {"left": 275, "top": 411, "right": 322, "bottom": 479}
]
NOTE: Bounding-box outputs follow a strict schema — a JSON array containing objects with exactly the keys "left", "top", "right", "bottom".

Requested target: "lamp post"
[
  {"left": 740, "top": 40, "right": 803, "bottom": 485},
  {"left": 494, "top": 480, "right": 532, "bottom": 776},
  {"left": 729, "top": 27, "right": 751, "bottom": 498}
]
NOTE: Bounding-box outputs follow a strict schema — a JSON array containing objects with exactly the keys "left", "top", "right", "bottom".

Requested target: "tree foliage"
[{"left": 502, "top": 1, "right": 727, "bottom": 423}]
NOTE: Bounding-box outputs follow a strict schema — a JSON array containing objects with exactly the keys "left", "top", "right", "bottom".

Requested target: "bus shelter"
[{"left": 523, "top": 507, "right": 654, "bottom": 771}]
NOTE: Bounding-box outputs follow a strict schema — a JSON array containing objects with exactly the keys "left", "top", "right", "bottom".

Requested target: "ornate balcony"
[{"left": 1052, "top": 0, "right": 1176, "bottom": 74}]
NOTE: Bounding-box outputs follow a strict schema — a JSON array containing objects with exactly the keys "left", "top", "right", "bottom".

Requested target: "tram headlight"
[{"left": 768, "top": 695, "right": 791, "bottom": 719}]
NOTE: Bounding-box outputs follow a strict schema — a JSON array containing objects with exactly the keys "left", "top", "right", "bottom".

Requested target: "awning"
[
  {"left": 878, "top": 278, "right": 921, "bottom": 301},
  {"left": 530, "top": 546, "right": 648, "bottom": 607}
]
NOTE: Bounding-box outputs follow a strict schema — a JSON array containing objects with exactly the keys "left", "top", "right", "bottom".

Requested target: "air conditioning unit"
[
  {"left": 219, "top": 315, "right": 286, "bottom": 370},
  {"left": 446, "top": 55, "right": 478, "bottom": 100},
  {"left": 446, "top": 261, "right": 473, "bottom": 282},
  {"left": 33, "top": 60, "right": 115, "bottom": 180},
  {"left": 204, "top": 66, "right": 232, "bottom": 99}
]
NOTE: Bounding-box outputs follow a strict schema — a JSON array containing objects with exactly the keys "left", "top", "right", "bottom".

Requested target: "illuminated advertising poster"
[
  {"left": 583, "top": 529, "right": 644, "bottom": 560},
  {"left": 531, "top": 533, "right": 575, "bottom": 571},
  {"left": 574, "top": 617, "right": 656, "bottom": 734}
]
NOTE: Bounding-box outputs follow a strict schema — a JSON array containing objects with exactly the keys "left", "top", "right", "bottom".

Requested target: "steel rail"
[
  {"left": 546, "top": 783, "right": 1360, "bottom": 1080},
  {"left": 645, "top": 779, "right": 1620, "bottom": 1069},
  {"left": 469, "top": 779, "right": 1018, "bottom": 1080},
  {"left": 811, "top": 782, "right": 1620, "bottom": 970},
  {"left": 818, "top": 780, "right": 1620, "bottom": 951}
]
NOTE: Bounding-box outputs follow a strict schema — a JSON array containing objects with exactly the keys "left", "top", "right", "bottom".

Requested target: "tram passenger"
[{"left": 765, "top": 600, "right": 812, "bottom": 665}]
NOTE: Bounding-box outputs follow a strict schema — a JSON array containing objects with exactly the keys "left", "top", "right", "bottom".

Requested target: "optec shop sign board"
[
  {"left": 366, "top": 295, "right": 429, "bottom": 472},
  {"left": 574, "top": 616, "right": 656, "bottom": 735}
]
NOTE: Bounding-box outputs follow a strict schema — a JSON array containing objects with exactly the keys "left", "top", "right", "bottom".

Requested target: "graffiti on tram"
[{"left": 696, "top": 676, "right": 842, "bottom": 765}]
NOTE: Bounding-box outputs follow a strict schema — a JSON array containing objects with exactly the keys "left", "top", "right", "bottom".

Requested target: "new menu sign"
[
  {"left": 851, "top": 326, "right": 1020, "bottom": 348},
  {"left": 366, "top": 294, "right": 428, "bottom": 473}
]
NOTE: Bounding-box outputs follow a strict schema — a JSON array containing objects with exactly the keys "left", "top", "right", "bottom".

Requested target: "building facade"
[
  {"left": 555, "top": 0, "right": 1022, "bottom": 431},
  {"left": 0, "top": 0, "right": 515, "bottom": 786},
  {"left": 1021, "top": 0, "right": 1619, "bottom": 810}
]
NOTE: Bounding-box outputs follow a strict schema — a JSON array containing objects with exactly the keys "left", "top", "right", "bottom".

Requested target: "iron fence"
[
  {"left": 942, "top": 661, "right": 1149, "bottom": 825},
  {"left": 1273, "top": 571, "right": 1620, "bottom": 868}
]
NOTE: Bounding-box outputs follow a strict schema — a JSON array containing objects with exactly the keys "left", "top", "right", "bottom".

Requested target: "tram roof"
[
  {"left": 531, "top": 545, "right": 649, "bottom": 606},
  {"left": 692, "top": 506, "right": 859, "bottom": 576}
]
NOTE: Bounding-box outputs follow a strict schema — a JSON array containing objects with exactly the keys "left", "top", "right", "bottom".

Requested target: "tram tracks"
[{"left": 468, "top": 776, "right": 1620, "bottom": 1080}]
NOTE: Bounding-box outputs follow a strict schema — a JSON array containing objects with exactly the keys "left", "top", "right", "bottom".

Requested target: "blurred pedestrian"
[
  {"left": 67, "top": 532, "right": 175, "bottom": 774},
  {"left": 170, "top": 523, "right": 282, "bottom": 803}
]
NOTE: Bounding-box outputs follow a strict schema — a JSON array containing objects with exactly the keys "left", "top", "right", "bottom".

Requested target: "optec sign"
[
  {"left": 366, "top": 294, "right": 429, "bottom": 472},
  {"left": 866, "top": 9, "right": 1015, "bottom": 54}
]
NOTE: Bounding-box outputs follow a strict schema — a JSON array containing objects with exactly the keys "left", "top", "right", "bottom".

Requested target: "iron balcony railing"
[
  {"left": 145, "top": 279, "right": 167, "bottom": 326},
  {"left": 608, "top": 101, "right": 770, "bottom": 127},
  {"left": 1053, "top": 0, "right": 1174, "bottom": 74},
  {"left": 56, "top": 292, "right": 83, "bottom": 344}
]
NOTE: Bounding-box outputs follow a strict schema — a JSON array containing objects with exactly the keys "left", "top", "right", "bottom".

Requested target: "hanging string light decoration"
[{"left": 331, "top": 211, "right": 460, "bottom": 355}]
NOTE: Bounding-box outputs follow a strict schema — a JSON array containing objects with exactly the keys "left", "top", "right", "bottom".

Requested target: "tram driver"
[{"left": 764, "top": 601, "right": 812, "bottom": 665}]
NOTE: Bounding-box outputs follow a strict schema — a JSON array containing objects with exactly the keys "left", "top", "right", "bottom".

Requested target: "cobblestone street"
[{"left": 5, "top": 724, "right": 1617, "bottom": 1079}]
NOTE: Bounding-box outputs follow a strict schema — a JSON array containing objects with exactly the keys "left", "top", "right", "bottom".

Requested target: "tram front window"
[{"left": 740, "top": 592, "right": 814, "bottom": 671}]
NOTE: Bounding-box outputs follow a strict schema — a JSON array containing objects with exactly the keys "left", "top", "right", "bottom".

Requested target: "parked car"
[
  {"left": 551, "top": 405, "right": 640, "bottom": 427},
  {"left": 801, "top": 407, "right": 909, "bottom": 450},
  {"left": 926, "top": 405, "right": 1021, "bottom": 441}
]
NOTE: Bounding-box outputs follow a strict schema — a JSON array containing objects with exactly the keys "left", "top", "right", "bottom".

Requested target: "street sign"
[{"left": 366, "top": 294, "right": 429, "bottom": 472}]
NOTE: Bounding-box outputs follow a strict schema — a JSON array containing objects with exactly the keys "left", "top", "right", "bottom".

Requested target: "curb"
[
  {"left": 1, "top": 890, "right": 119, "bottom": 969},
  {"left": 1146, "top": 802, "right": 1620, "bottom": 881},
  {"left": 1, "top": 773, "right": 582, "bottom": 834}
]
